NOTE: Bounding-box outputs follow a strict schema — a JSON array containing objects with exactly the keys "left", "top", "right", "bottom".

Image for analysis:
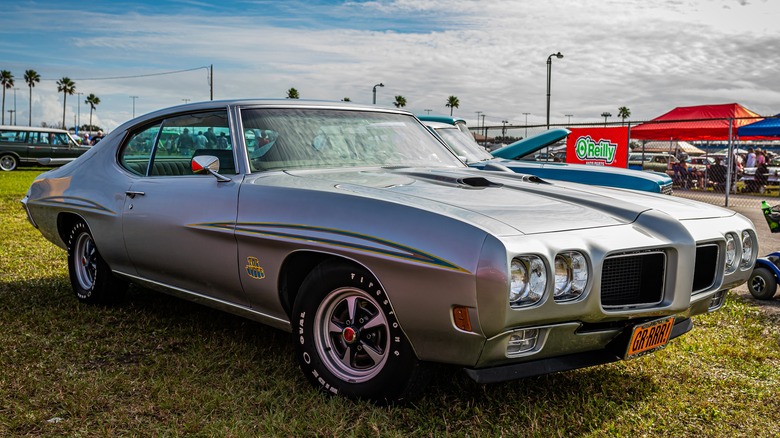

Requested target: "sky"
[{"left": 1, "top": 0, "right": 779, "bottom": 133}]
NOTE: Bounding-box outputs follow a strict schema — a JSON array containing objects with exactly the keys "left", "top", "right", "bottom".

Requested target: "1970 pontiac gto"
[{"left": 22, "top": 100, "right": 756, "bottom": 402}]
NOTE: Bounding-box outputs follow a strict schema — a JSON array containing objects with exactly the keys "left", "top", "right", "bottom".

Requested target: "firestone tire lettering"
[{"left": 292, "top": 261, "right": 429, "bottom": 403}]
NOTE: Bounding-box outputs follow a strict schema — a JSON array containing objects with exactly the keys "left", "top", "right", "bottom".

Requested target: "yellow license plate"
[{"left": 625, "top": 316, "right": 675, "bottom": 359}]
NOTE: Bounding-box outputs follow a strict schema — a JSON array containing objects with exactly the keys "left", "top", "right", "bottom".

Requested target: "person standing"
[{"left": 746, "top": 147, "right": 757, "bottom": 168}]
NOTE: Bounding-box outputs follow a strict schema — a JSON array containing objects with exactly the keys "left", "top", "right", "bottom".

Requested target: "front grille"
[
  {"left": 660, "top": 182, "right": 673, "bottom": 195},
  {"left": 693, "top": 244, "right": 719, "bottom": 293},
  {"left": 601, "top": 251, "right": 666, "bottom": 307}
]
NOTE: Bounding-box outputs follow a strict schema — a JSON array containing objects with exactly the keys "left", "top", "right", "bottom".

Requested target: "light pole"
[
  {"left": 601, "top": 111, "right": 612, "bottom": 127},
  {"left": 546, "top": 52, "right": 564, "bottom": 130},
  {"left": 182, "top": 98, "right": 191, "bottom": 104},
  {"left": 565, "top": 114, "right": 573, "bottom": 125},
  {"left": 76, "top": 92, "right": 83, "bottom": 133},
  {"left": 130, "top": 95, "right": 139, "bottom": 118},
  {"left": 522, "top": 112, "right": 530, "bottom": 138},
  {"left": 424, "top": 109, "right": 432, "bottom": 115},
  {"left": 501, "top": 120, "right": 508, "bottom": 138},
  {"left": 481, "top": 114, "right": 487, "bottom": 146},
  {"left": 13, "top": 87, "right": 19, "bottom": 125},
  {"left": 372, "top": 83, "right": 384, "bottom": 104}
]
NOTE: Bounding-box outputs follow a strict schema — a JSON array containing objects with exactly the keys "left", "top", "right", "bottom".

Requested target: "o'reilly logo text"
[{"left": 574, "top": 135, "right": 617, "bottom": 164}]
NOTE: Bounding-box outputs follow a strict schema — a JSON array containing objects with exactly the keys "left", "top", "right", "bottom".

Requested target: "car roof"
[
  {"left": 113, "top": 99, "right": 414, "bottom": 134},
  {"left": 0, "top": 125, "right": 71, "bottom": 133}
]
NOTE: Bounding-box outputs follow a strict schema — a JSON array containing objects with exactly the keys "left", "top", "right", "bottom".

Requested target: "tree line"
[
  {"left": 1, "top": 69, "right": 101, "bottom": 131},
  {"left": 286, "top": 87, "right": 461, "bottom": 115}
]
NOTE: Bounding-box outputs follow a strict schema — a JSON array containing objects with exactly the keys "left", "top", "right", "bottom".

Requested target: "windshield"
[
  {"left": 433, "top": 126, "right": 493, "bottom": 163},
  {"left": 241, "top": 108, "right": 464, "bottom": 172}
]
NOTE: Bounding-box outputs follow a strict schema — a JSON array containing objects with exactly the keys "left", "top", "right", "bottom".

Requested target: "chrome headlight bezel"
[
  {"left": 510, "top": 255, "right": 547, "bottom": 308},
  {"left": 724, "top": 233, "right": 737, "bottom": 274},
  {"left": 553, "top": 251, "right": 588, "bottom": 302},
  {"left": 740, "top": 230, "right": 754, "bottom": 269}
]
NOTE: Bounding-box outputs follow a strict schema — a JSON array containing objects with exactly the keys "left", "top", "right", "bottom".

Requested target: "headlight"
[
  {"left": 554, "top": 251, "right": 588, "bottom": 301},
  {"left": 740, "top": 230, "right": 754, "bottom": 269},
  {"left": 724, "top": 233, "right": 737, "bottom": 273},
  {"left": 510, "top": 256, "right": 546, "bottom": 307}
]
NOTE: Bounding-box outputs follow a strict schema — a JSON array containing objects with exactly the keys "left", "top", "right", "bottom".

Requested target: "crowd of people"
[
  {"left": 671, "top": 146, "right": 774, "bottom": 193},
  {"left": 74, "top": 131, "right": 105, "bottom": 146}
]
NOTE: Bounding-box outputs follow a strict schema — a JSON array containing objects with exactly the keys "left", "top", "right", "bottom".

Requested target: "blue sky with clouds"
[{"left": 1, "top": 0, "right": 778, "bottom": 132}]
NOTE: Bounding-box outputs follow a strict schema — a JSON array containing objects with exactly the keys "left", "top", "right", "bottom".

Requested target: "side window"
[
  {"left": 119, "top": 124, "right": 161, "bottom": 176},
  {"left": 30, "top": 132, "right": 48, "bottom": 145},
  {"left": 0, "top": 130, "right": 25, "bottom": 143},
  {"left": 52, "top": 133, "right": 70, "bottom": 145},
  {"left": 151, "top": 110, "right": 234, "bottom": 176}
]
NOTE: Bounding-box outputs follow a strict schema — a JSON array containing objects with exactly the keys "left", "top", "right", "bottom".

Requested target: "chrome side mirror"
[{"left": 192, "top": 155, "right": 231, "bottom": 182}]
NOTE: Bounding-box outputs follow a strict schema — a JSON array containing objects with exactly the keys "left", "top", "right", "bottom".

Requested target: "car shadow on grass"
[{"left": 2, "top": 274, "right": 659, "bottom": 434}]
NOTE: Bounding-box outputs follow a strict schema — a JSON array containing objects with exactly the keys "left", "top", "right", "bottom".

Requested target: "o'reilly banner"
[{"left": 565, "top": 127, "right": 628, "bottom": 168}]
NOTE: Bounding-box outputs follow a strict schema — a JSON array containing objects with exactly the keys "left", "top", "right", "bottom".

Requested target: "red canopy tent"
[{"left": 630, "top": 103, "right": 762, "bottom": 141}]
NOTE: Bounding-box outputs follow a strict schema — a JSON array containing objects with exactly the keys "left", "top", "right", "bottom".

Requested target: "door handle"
[{"left": 125, "top": 191, "right": 145, "bottom": 198}]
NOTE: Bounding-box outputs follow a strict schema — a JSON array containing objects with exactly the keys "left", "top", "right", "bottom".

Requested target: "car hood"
[
  {"left": 491, "top": 128, "right": 571, "bottom": 160},
  {"left": 278, "top": 167, "right": 654, "bottom": 236}
]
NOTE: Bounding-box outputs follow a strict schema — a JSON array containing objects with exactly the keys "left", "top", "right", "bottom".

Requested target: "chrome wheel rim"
[
  {"left": 0, "top": 156, "right": 15, "bottom": 171},
  {"left": 314, "top": 287, "right": 389, "bottom": 382},
  {"left": 74, "top": 232, "right": 97, "bottom": 291}
]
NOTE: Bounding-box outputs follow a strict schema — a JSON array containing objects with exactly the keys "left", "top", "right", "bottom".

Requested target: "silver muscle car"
[{"left": 21, "top": 100, "right": 757, "bottom": 403}]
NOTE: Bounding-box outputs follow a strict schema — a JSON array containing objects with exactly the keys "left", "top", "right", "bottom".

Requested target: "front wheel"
[
  {"left": 292, "top": 261, "right": 429, "bottom": 403},
  {"left": 67, "top": 221, "right": 126, "bottom": 304},
  {"left": 0, "top": 154, "right": 18, "bottom": 171},
  {"left": 748, "top": 266, "right": 777, "bottom": 300}
]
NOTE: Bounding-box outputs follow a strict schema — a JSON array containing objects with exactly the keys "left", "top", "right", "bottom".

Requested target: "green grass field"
[{"left": 2, "top": 168, "right": 779, "bottom": 437}]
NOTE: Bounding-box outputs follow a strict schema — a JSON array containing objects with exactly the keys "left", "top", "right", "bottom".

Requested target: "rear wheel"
[
  {"left": 0, "top": 154, "right": 17, "bottom": 171},
  {"left": 292, "top": 261, "right": 429, "bottom": 403},
  {"left": 66, "top": 221, "right": 126, "bottom": 304},
  {"left": 748, "top": 266, "right": 777, "bottom": 300}
]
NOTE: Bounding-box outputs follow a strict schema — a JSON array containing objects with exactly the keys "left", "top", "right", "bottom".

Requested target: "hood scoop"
[
  {"left": 394, "top": 170, "right": 504, "bottom": 189},
  {"left": 460, "top": 176, "right": 502, "bottom": 188}
]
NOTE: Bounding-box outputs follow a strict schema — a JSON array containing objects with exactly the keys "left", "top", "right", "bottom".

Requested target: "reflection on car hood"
[
  {"left": 279, "top": 167, "right": 654, "bottom": 236},
  {"left": 568, "top": 182, "right": 736, "bottom": 221},
  {"left": 491, "top": 128, "right": 571, "bottom": 160}
]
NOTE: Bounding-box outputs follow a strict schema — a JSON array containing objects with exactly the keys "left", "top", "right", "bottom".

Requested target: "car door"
[
  {"left": 26, "top": 131, "right": 53, "bottom": 163},
  {"left": 120, "top": 111, "right": 247, "bottom": 306}
]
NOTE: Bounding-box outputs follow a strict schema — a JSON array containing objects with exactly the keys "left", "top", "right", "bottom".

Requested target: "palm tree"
[
  {"left": 341, "top": 97, "right": 351, "bottom": 102},
  {"left": 393, "top": 95, "right": 407, "bottom": 108},
  {"left": 86, "top": 93, "right": 100, "bottom": 132},
  {"left": 56, "top": 77, "right": 76, "bottom": 129},
  {"left": 445, "top": 95, "right": 459, "bottom": 116},
  {"left": 1, "top": 70, "right": 14, "bottom": 125},
  {"left": 24, "top": 69, "right": 40, "bottom": 126},
  {"left": 286, "top": 88, "right": 299, "bottom": 99},
  {"left": 618, "top": 106, "right": 631, "bottom": 125}
]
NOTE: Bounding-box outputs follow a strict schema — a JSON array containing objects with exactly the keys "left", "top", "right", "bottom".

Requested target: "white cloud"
[{"left": 1, "top": 0, "right": 778, "bottom": 131}]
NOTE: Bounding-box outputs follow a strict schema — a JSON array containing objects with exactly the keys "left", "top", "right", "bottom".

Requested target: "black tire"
[
  {"left": 292, "top": 261, "right": 429, "bottom": 403},
  {"left": 66, "top": 221, "right": 127, "bottom": 304},
  {"left": 748, "top": 266, "right": 777, "bottom": 300},
  {"left": 0, "top": 154, "right": 18, "bottom": 171}
]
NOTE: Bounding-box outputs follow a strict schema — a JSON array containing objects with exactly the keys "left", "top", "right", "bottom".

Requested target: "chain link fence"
[{"left": 472, "top": 116, "right": 780, "bottom": 210}]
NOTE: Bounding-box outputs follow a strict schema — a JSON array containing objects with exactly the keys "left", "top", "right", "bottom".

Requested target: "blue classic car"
[{"left": 420, "top": 116, "right": 673, "bottom": 195}]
